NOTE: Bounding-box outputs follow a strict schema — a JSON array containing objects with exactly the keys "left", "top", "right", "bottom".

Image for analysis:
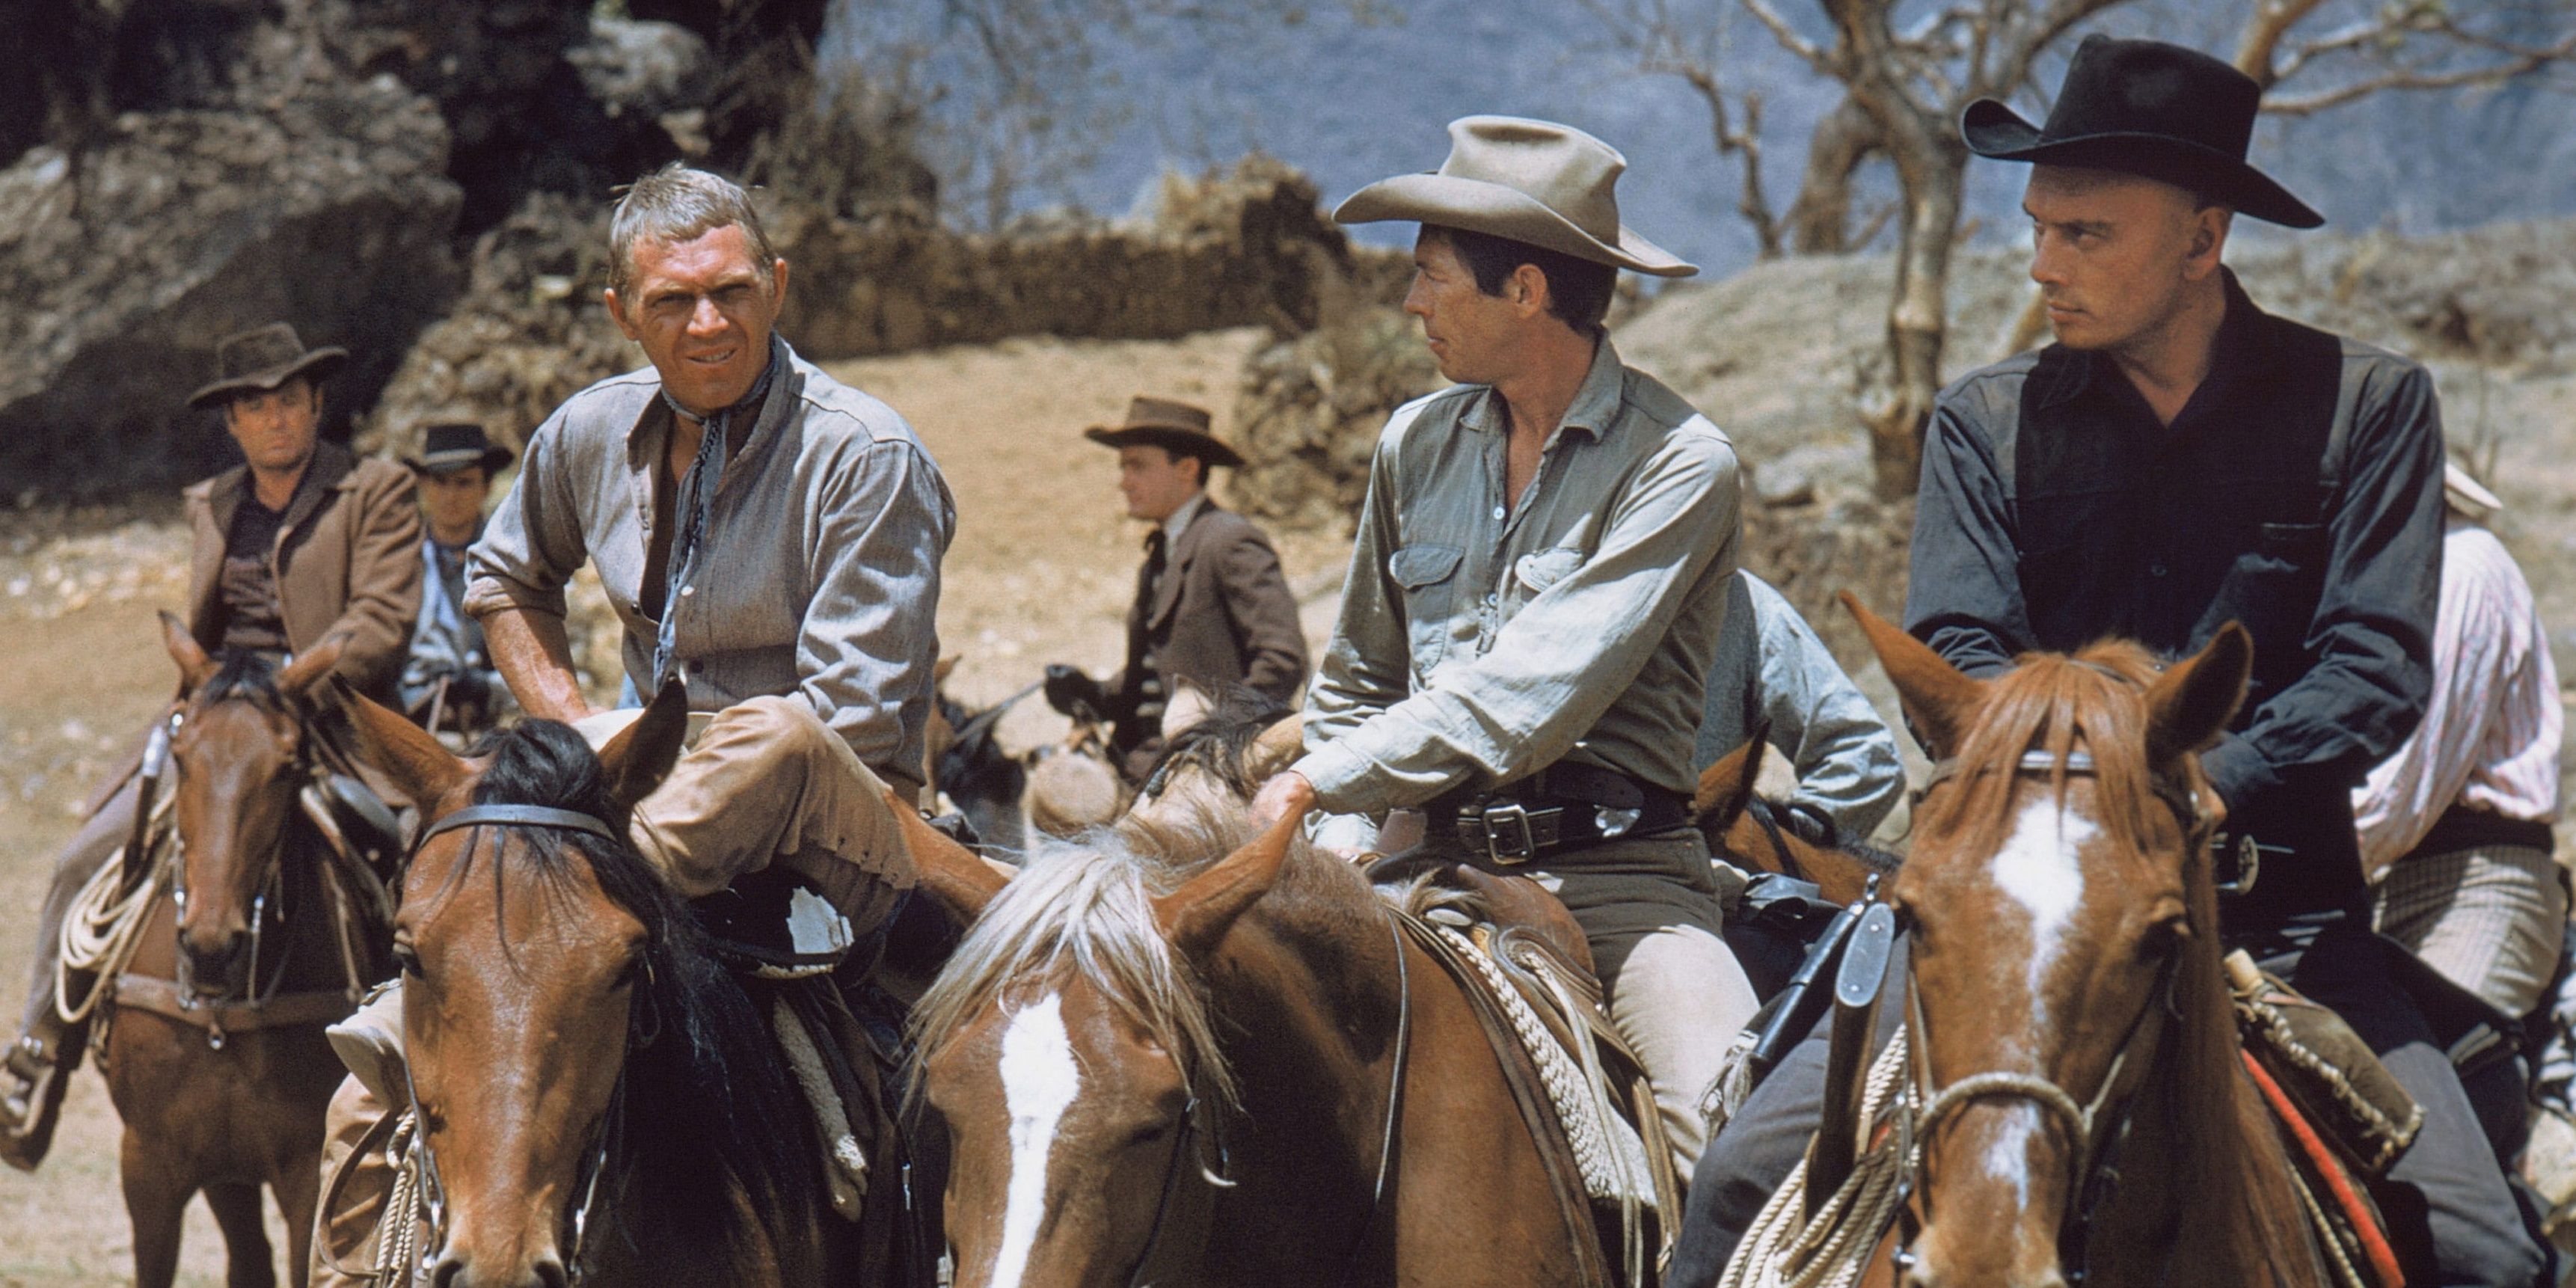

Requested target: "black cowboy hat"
[
  {"left": 1082, "top": 396, "right": 1246, "bottom": 470},
  {"left": 1962, "top": 35, "right": 2322, "bottom": 229},
  {"left": 403, "top": 422, "right": 515, "bottom": 476},
  {"left": 185, "top": 322, "right": 350, "bottom": 409}
]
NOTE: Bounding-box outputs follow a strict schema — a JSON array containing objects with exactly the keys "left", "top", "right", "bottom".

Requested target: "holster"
[{"left": 2226, "top": 950, "right": 2424, "bottom": 1177}]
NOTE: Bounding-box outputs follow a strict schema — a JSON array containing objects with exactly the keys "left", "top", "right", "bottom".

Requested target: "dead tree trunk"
[
  {"left": 1786, "top": 95, "right": 1883, "bottom": 254},
  {"left": 1862, "top": 110, "right": 1966, "bottom": 498}
]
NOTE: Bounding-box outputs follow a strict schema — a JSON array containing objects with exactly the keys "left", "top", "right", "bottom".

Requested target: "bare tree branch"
[
  {"left": 2264, "top": 34, "right": 2576, "bottom": 113},
  {"left": 1743, "top": 0, "right": 1834, "bottom": 74}
]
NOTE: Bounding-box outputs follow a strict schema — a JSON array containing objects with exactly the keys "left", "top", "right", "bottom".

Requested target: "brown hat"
[
  {"left": 1334, "top": 115, "right": 1696, "bottom": 278},
  {"left": 186, "top": 323, "right": 349, "bottom": 410},
  {"left": 1082, "top": 396, "right": 1245, "bottom": 470},
  {"left": 404, "top": 422, "right": 515, "bottom": 476}
]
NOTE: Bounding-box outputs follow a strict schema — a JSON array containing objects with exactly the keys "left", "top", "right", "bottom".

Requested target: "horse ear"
[
  {"left": 1153, "top": 807, "right": 1304, "bottom": 959},
  {"left": 161, "top": 610, "right": 218, "bottom": 692},
  {"left": 1244, "top": 713, "right": 1304, "bottom": 782},
  {"left": 1159, "top": 678, "right": 1212, "bottom": 743},
  {"left": 1692, "top": 723, "right": 1767, "bottom": 834},
  {"left": 933, "top": 654, "right": 961, "bottom": 684},
  {"left": 330, "top": 674, "right": 469, "bottom": 809},
  {"left": 1840, "top": 592, "right": 1987, "bottom": 758},
  {"left": 2145, "top": 622, "right": 2251, "bottom": 767},
  {"left": 888, "top": 788, "right": 1010, "bottom": 922},
  {"left": 597, "top": 681, "right": 690, "bottom": 810},
  {"left": 277, "top": 636, "right": 346, "bottom": 697}
]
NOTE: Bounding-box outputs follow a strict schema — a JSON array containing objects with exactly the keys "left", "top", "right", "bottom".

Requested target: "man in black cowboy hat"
[
  {"left": 1677, "top": 37, "right": 2542, "bottom": 1287},
  {"left": 1041, "top": 396, "right": 1309, "bottom": 778},
  {"left": 398, "top": 422, "right": 515, "bottom": 738},
  {"left": 1, "top": 322, "right": 421, "bottom": 1168}
]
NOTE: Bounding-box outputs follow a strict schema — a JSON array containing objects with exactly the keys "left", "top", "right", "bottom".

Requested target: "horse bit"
[{"left": 396, "top": 803, "right": 635, "bottom": 1287}]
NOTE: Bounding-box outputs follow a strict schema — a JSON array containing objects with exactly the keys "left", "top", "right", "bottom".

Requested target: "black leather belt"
[{"left": 1441, "top": 762, "right": 1692, "bottom": 867}]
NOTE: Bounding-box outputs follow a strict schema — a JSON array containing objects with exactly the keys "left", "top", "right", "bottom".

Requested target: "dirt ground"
[{"left": 0, "top": 328, "right": 1349, "bottom": 1284}]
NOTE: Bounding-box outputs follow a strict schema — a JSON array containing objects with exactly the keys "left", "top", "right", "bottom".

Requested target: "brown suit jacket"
[
  {"left": 1117, "top": 500, "right": 1309, "bottom": 728},
  {"left": 184, "top": 441, "right": 423, "bottom": 702}
]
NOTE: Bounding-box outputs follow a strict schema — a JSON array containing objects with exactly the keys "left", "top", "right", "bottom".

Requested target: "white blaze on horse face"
[
  {"left": 1979, "top": 794, "right": 2098, "bottom": 1215},
  {"left": 992, "top": 992, "right": 1082, "bottom": 1288}
]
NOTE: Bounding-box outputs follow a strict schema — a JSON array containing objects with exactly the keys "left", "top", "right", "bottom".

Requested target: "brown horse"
[
  {"left": 337, "top": 685, "right": 896, "bottom": 1288},
  {"left": 99, "top": 617, "right": 388, "bottom": 1287},
  {"left": 1846, "top": 597, "right": 2325, "bottom": 1288},
  {"left": 905, "top": 720, "right": 1641, "bottom": 1288},
  {"left": 1692, "top": 732, "right": 1901, "bottom": 907}
]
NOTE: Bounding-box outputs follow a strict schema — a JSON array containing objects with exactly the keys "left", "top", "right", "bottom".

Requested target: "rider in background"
[
  {"left": 396, "top": 421, "right": 515, "bottom": 742},
  {"left": 1693, "top": 569, "right": 1904, "bottom": 845},
  {"left": 307, "top": 163, "right": 953, "bottom": 1284},
  {"left": 1681, "top": 37, "right": 2543, "bottom": 1287},
  {"left": 0, "top": 323, "right": 421, "bottom": 1170},
  {"left": 1043, "top": 396, "right": 1309, "bottom": 780},
  {"left": 1251, "top": 115, "right": 1758, "bottom": 1171}
]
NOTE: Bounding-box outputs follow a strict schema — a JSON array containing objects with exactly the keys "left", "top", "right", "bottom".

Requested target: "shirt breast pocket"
[
  {"left": 1388, "top": 543, "right": 1465, "bottom": 677},
  {"left": 1507, "top": 547, "right": 1585, "bottom": 616}
]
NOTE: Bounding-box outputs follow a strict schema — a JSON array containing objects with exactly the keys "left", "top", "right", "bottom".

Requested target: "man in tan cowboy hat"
[
  {"left": 398, "top": 422, "right": 517, "bottom": 739},
  {"left": 1, "top": 322, "right": 421, "bottom": 1168},
  {"left": 307, "top": 163, "right": 951, "bottom": 1285},
  {"left": 1248, "top": 115, "right": 1757, "bottom": 1171},
  {"left": 1681, "top": 37, "right": 2541, "bottom": 1287},
  {"left": 1043, "top": 396, "right": 1309, "bottom": 778}
]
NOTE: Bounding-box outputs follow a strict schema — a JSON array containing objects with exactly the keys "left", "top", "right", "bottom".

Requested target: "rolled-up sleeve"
[
  {"left": 797, "top": 438, "right": 955, "bottom": 785},
  {"left": 1905, "top": 394, "right": 2027, "bottom": 681},
  {"left": 1295, "top": 429, "right": 1741, "bottom": 815},
  {"left": 2198, "top": 361, "right": 2441, "bottom": 809},
  {"left": 466, "top": 404, "right": 588, "bottom": 622}
]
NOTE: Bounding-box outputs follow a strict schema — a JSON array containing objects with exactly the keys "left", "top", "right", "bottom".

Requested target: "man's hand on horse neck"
[
  {"left": 482, "top": 606, "right": 598, "bottom": 724},
  {"left": 1251, "top": 770, "right": 1318, "bottom": 829}
]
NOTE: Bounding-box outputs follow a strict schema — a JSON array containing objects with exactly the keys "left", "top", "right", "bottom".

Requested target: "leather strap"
[
  {"left": 416, "top": 804, "right": 622, "bottom": 852},
  {"left": 110, "top": 974, "right": 357, "bottom": 1032}
]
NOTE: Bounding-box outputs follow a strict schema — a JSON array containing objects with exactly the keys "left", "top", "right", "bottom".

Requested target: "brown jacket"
[
  {"left": 1117, "top": 501, "right": 1309, "bottom": 727},
  {"left": 184, "top": 441, "right": 423, "bottom": 702}
]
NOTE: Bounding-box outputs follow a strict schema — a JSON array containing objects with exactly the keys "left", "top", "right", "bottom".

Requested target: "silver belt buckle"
[{"left": 1480, "top": 801, "right": 1536, "bottom": 866}]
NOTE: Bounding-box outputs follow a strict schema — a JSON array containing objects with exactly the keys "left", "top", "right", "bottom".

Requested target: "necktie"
[
  {"left": 1126, "top": 528, "right": 1168, "bottom": 676},
  {"left": 652, "top": 340, "right": 780, "bottom": 687}
]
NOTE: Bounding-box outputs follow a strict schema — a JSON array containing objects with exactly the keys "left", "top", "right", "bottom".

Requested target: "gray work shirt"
[
  {"left": 1298, "top": 337, "right": 1742, "bottom": 816},
  {"left": 1693, "top": 570, "right": 1904, "bottom": 841},
  {"left": 465, "top": 340, "right": 956, "bottom": 788}
]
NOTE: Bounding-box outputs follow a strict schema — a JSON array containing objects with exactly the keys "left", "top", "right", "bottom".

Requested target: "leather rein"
[
  {"left": 399, "top": 803, "right": 633, "bottom": 1287},
  {"left": 1893, "top": 746, "right": 2207, "bottom": 1285}
]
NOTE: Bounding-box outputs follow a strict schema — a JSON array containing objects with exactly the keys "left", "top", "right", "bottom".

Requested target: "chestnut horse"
[
  {"left": 337, "top": 685, "right": 901, "bottom": 1287},
  {"left": 1692, "top": 732, "right": 1901, "bottom": 908},
  {"left": 1845, "top": 597, "right": 2325, "bottom": 1288},
  {"left": 98, "top": 618, "right": 389, "bottom": 1287},
  {"left": 904, "top": 723, "right": 1640, "bottom": 1288}
]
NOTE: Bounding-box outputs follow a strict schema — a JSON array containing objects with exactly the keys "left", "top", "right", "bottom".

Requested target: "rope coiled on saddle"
[
  {"left": 1719, "top": 1028, "right": 1914, "bottom": 1288},
  {"left": 55, "top": 793, "right": 177, "bottom": 1025}
]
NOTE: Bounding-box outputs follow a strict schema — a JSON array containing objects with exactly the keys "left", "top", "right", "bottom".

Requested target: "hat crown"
[
  {"left": 215, "top": 323, "right": 313, "bottom": 382},
  {"left": 421, "top": 422, "right": 494, "bottom": 457},
  {"left": 1434, "top": 115, "right": 1625, "bottom": 243},
  {"left": 1123, "top": 396, "right": 1212, "bottom": 435},
  {"left": 2042, "top": 35, "right": 2260, "bottom": 161}
]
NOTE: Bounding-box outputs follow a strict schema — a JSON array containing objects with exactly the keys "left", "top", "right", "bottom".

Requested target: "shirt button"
[
  {"left": 681, "top": 585, "right": 696, "bottom": 597},
  {"left": 1491, "top": 506, "right": 1505, "bottom": 521},
  {"left": 2149, "top": 562, "right": 2168, "bottom": 577},
  {"left": 688, "top": 659, "right": 705, "bottom": 674}
]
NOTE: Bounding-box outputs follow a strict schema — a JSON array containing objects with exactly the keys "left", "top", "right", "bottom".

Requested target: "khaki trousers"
[{"left": 310, "top": 697, "right": 917, "bottom": 1286}]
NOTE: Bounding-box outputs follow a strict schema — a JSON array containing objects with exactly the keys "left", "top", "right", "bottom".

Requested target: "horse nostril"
[
  {"left": 533, "top": 1257, "right": 569, "bottom": 1288},
  {"left": 428, "top": 1254, "right": 464, "bottom": 1288}
]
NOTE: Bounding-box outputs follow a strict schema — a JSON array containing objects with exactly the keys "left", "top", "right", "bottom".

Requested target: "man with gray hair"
[{"left": 307, "top": 163, "right": 954, "bottom": 1284}]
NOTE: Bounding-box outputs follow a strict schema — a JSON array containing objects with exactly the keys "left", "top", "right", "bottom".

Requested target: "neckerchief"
[{"left": 651, "top": 340, "right": 781, "bottom": 686}]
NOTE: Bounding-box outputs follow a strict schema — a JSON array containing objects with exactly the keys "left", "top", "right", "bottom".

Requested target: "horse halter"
[
  {"left": 401, "top": 803, "right": 632, "bottom": 1287},
  {"left": 1895, "top": 746, "right": 2192, "bottom": 1285}
]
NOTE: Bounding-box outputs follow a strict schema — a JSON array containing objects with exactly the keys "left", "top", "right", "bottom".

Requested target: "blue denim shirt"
[{"left": 1298, "top": 338, "right": 1743, "bottom": 816}]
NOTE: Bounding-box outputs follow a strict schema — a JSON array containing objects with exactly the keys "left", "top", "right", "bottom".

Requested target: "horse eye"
[{"left": 392, "top": 943, "right": 423, "bottom": 978}]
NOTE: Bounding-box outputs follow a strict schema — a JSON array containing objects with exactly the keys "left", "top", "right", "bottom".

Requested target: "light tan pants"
[{"left": 310, "top": 697, "right": 916, "bottom": 1286}]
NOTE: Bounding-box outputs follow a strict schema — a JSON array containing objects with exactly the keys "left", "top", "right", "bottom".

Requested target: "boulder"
[{"left": 1227, "top": 305, "right": 1442, "bottom": 534}]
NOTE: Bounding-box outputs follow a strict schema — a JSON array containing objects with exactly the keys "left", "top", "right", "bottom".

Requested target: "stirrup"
[{"left": 0, "top": 1034, "right": 67, "bottom": 1171}]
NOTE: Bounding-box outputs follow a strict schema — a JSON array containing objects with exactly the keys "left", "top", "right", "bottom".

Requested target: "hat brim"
[
  {"left": 1961, "top": 99, "right": 2323, "bottom": 229},
  {"left": 2443, "top": 461, "right": 2502, "bottom": 516},
  {"left": 186, "top": 347, "right": 350, "bottom": 410},
  {"left": 405, "top": 446, "right": 515, "bottom": 476},
  {"left": 1334, "top": 172, "right": 1699, "bottom": 277},
  {"left": 1084, "top": 425, "right": 1245, "bottom": 470}
]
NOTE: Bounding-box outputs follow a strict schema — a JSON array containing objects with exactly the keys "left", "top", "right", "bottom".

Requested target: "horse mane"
[
  {"left": 200, "top": 650, "right": 283, "bottom": 704},
  {"left": 1137, "top": 686, "right": 1292, "bottom": 801},
  {"left": 1749, "top": 794, "right": 1904, "bottom": 876},
  {"left": 1918, "top": 641, "right": 2310, "bottom": 1281},
  {"left": 452, "top": 720, "right": 821, "bottom": 1268},
  {"left": 910, "top": 803, "right": 1280, "bottom": 1108}
]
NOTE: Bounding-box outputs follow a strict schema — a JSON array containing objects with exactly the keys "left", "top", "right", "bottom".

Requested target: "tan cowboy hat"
[
  {"left": 1334, "top": 115, "right": 1696, "bottom": 278},
  {"left": 1082, "top": 396, "right": 1245, "bottom": 470},
  {"left": 186, "top": 323, "right": 349, "bottom": 409},
  {"left": 2444, "top": 460, "right": 2503, "bottom": 519}
]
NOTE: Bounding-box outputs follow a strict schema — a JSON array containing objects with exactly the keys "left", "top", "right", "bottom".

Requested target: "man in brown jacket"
[
  {"left": 1044, "top": 396, "right": 1309, "bottom": 778},
  {"left": 0, "top": 323, "right": 420, "bottom": 1168}
]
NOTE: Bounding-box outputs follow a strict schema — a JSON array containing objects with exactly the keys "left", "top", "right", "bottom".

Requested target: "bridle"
[
  {"left": 399, "top": 803, "right": 635, "bottom": 1287},
  {"left": 1892, "top": 745, "right": 2207, "bottom": 1285},
  {"left": 1117, "top": 909, "right": 1413, "bottom": 1288},
  {"left": 165, "top": 704, "right": 328, "bottom": 1040}
]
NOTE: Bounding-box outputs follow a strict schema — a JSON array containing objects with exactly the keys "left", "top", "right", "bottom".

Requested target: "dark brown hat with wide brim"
[
  {"left": 1962, "top": 36, "right": 2323, "bottom": 229},
  {"left": 185, "top": 322, "right": 349, "bottom": 409},
  {"left": 404, "top": 421, "right": 516, "bottom": 476},
  {"left": 1082, "top": 396, "right": 1245, "bottom": 469}
]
